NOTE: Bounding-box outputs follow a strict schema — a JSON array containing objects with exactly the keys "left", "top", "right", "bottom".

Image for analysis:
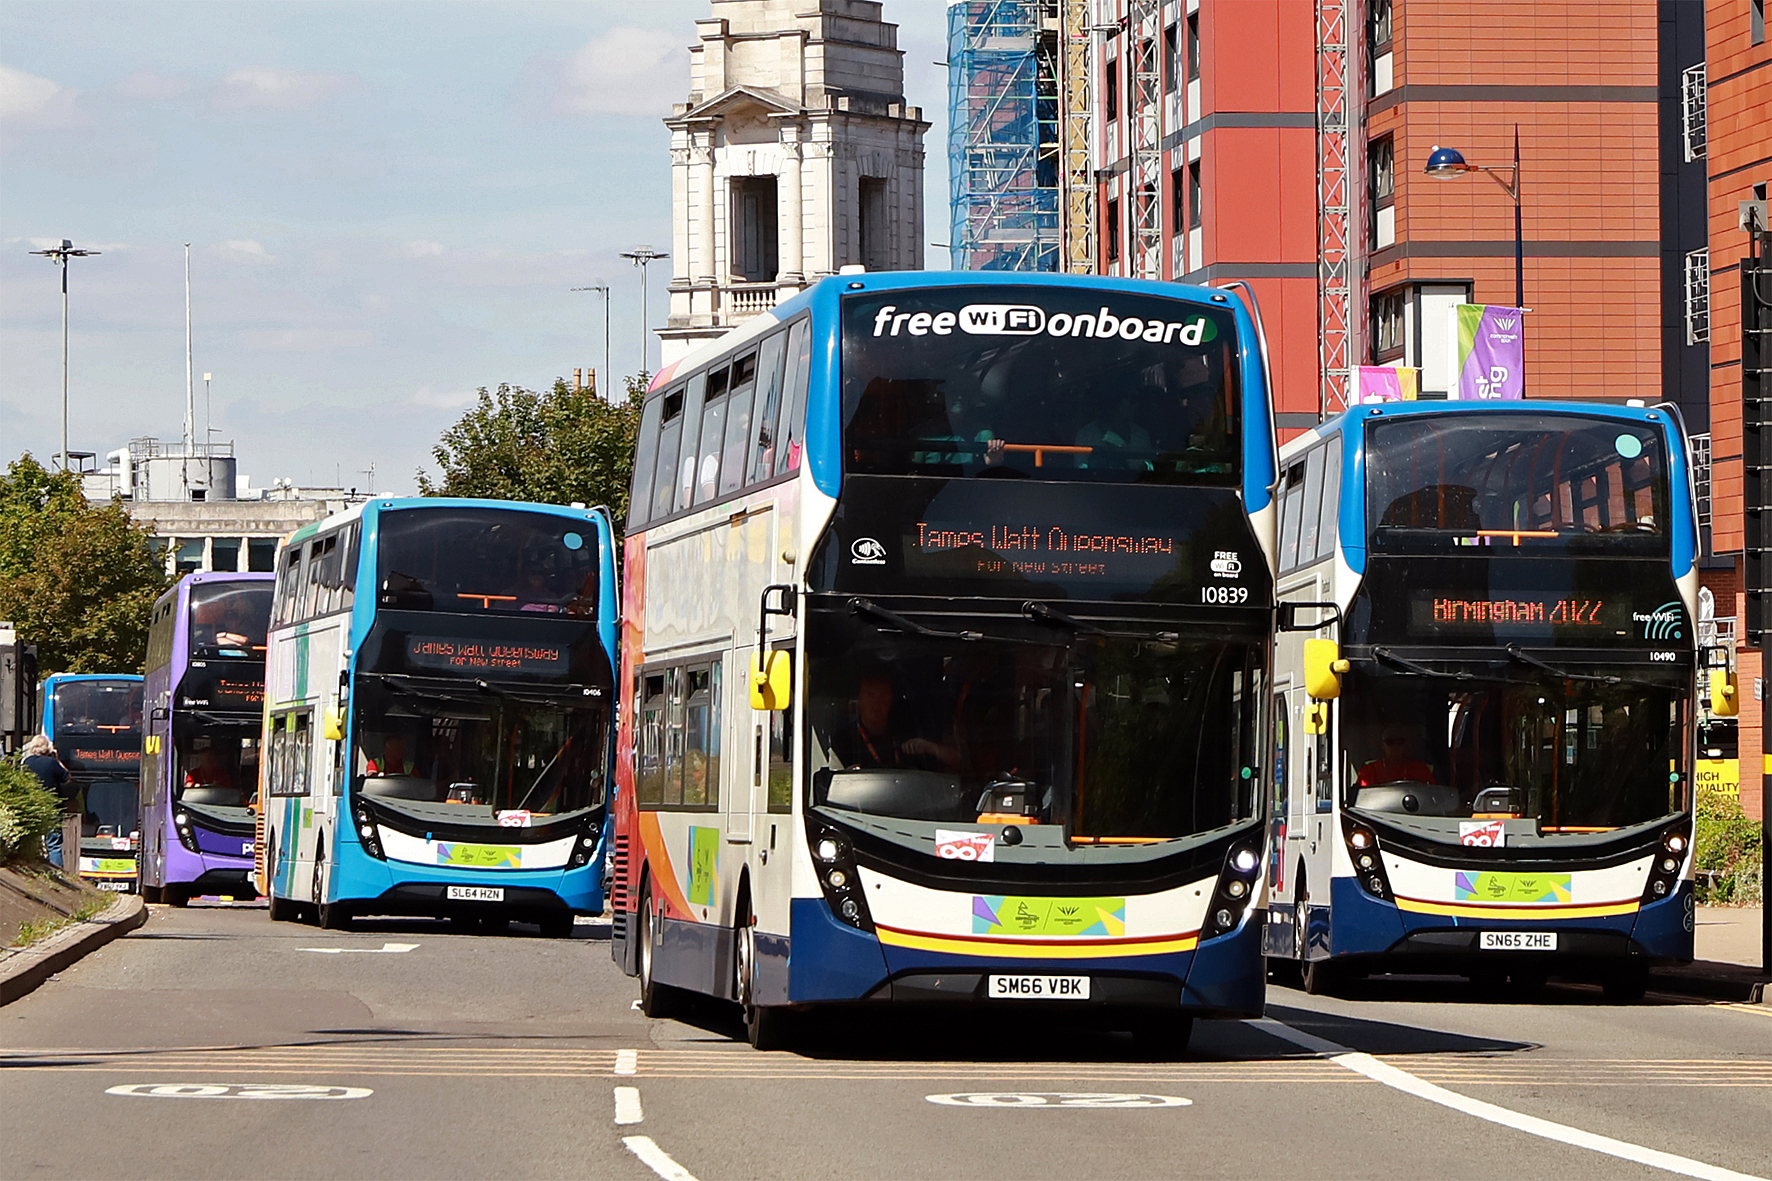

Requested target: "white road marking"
[
  {"left": 927, "top": 1092, "right": 1191, "bottom": 1108},
  {"left": 630, "top": 999, "right": 644, "bottom": 1011},
  {"left": 106, "top": 1083, "right": 372, "bottom": 1099},
  {"left": 614, "top": 1086, "right": 644, "bottom": 1125},
  {"left": 623, "top": 1135, "right": 698, "bottom": 1181},
  {"left": 296, "top": 943, "right": 418, "bottom": 954},
  {"left": 1253, "top": 1018, "right": 1768, "bottom": 1181},
  {"left": 614, "top": 1048, "right": 638, "bottom": 1076}
]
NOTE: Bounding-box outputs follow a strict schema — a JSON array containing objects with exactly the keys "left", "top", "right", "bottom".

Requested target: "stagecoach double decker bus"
[
  {"left": 40, "top": 674, "right": 144, "bottom": 892},
  {"left": 256, "top": 499, "right": 618, "bottom": 934},
  {"left": 140, "top": 574, "right": 272, "bottom": 904},
  {"left": 1266, "top": 401, "right": 1705, "bottom": 1000},
  {"left": 612, "top": 271, "right": 1278, "bottom": 1048}
]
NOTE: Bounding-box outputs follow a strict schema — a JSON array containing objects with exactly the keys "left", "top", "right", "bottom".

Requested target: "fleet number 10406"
[{"left": 1202, "top": 586, "right": 1249, "bottom": 605}]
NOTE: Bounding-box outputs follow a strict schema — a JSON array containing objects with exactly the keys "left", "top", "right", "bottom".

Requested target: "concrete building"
[
  {"left": 659, "top": 0, "right": 930, "bottom": 365},
  {"left": 76, "top": 439, "right": 366, "bottom": 578}
]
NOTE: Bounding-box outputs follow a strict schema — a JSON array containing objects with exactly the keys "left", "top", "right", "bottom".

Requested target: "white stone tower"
[{"left": 659, "top": 0, "right": 929, "bottom": 365}]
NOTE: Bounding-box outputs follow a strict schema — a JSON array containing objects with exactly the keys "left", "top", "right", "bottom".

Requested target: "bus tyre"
[
  {"left": 140, "top": 883, "right": 163, "bottom": 904},
  {"left": 165, "top": 886, "right": 188, "bottom": 908},
  {"left": 268, "top": 893, "right": 299, "bottom": 923},
  {"left": 1602, "top": 966, "right": 1649, "bottom": 1003},
  {"left": 539, "top": 914, "right": 574, "bottom": 939},
  {"left": 637, "top": 883, "right": 679, "bottom": 1019},
  {"left": 1301, "top": 956, "right": 1337, "bottom": 996},
  {"left": 737, "top": 909, "right": 790, "bottom": 1051}
]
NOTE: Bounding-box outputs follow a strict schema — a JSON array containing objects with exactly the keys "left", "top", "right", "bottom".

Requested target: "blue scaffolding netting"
[{"left": 948, "top": 0, "right": 1059, "bottom": 272}]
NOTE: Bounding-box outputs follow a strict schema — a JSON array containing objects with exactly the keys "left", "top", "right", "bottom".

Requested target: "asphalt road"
[{"left": 2, "top": 903, "right": 1768, "bottom": 1181}]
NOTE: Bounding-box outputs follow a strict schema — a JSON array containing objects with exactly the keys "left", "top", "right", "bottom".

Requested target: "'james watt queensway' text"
[{"left": 917, "top": 523, "right": 1175, "bottom": 555}]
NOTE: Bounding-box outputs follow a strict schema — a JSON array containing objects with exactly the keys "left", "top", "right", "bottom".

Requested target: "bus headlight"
[
  {"left": 173, "top": 810, "right": 200, "bottom": 853},
  {"left": 1641, "top": 824, "right": 1689, "bottom": 903},
  {"left": 805, "top": 822, "right": 872, "bottom": 932},
  {"left": 1200, "top": 839, "right": 1263, "bottom": 940},
  {"left": 351, "top": 803, "right": 385, "bottom": 861},
  {"left": 567, "top": 828, "right": 600, "bottom": 871},
  {"left": 1341, "top": 820, "right": 1391, "bottom": 900}
]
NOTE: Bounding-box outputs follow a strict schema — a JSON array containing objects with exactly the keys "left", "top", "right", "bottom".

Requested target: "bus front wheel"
[{"left": 736, "top": 904, "right": 791, "bottom": 1050}]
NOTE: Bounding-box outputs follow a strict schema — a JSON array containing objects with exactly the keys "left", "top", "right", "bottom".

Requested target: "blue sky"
[{"left": 1, "top": 0, "right": 951, "bottom": 494}]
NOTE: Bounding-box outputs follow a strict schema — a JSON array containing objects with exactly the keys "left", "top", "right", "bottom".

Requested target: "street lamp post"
[
  {"left": 572, "top": 284, "right": 611, "bottom": 398},
  {"left": 619, "top": 246, "right": 668, "bottom": 384},
  {"left": 27, "top": 239, "right": 102, "bottom": 470},
  {"left": 1425, "top": 126, "right": 1524, "bottom": 310}
]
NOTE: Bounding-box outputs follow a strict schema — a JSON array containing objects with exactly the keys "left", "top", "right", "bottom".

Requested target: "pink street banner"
[
  {"left": 1455, "top": 304, "right": 1525, "bottom": 399},
  {"left": 1355, "top": 366, "right": 1420, "bottom": 403}
]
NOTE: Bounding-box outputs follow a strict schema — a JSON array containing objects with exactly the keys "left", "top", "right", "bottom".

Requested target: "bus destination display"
[
  {"left": 177, "top": 665, "right": 265, "bottom": 711},
  {"left": 913, "top": 520, "right": 1183, "bottom": 582},
  {"left": 1407, "top": 592, "right": 1685, "bottom": 642},
  {"left": 406, "top": 637, "right": 565, "bottom": 675}
]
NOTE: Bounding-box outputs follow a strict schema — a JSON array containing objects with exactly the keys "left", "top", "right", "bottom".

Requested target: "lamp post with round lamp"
[{"left": 1424, "top": 127, "right": 1524, "bottom": 310}]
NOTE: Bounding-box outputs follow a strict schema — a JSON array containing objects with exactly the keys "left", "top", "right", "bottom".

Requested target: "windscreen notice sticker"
[{"left": 935, "top": 830, "right": 995, "bottom": 862}]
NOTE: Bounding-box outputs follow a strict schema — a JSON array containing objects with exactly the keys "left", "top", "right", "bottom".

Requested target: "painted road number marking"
[
  {"left": 106, "top": 1083, "right": 372, "bottom": 1100},
  {"left": 988, "top": 974, "right": 1090, "bottom": 999},
  {"left": 297, "top": 942, "right": 418, "bottom": 954},
  {"left": 926, "top": 1093, "right": 1192, "bottom": 1109},
  {"left": 1480, "top": 931, "right": 1557, "bottom": 951},
  {"left": 447, "top": 885, "right": 504, "bottom": 902}
]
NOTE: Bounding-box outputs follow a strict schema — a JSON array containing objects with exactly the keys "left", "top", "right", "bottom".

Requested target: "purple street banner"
[
  {"left": 1455, "top": 303, "right": 1525, "bottom": 399},
  {"left": 1355, "top": 365, "right": 1420, "bottom": 403}
]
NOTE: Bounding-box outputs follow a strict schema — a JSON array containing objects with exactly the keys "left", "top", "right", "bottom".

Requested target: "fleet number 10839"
[{"left": 1202, "top": 586, "right": 1249, "bottom": 605}]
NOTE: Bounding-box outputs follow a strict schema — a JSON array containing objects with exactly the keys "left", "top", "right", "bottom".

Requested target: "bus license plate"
[
  {"left": 988, "top": 974, "right": 1090, "bottom": 1000},
  {"left": 1480, "top": 931, "right": 1557, "bottom": 951},
  {"left": 447, "top": 886, "right": 504, "bottom": 903}
]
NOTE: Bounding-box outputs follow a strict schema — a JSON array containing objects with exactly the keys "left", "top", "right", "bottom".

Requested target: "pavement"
[
  {"left": 1, "top": 902, "right": 1768, "bottom": 1181},
  {"left": 1696, "top": 905, "right": 1763, "bottom": 969}
]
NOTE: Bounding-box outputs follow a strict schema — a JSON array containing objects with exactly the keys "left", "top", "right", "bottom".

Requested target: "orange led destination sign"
[
  {"left": 1410, "top": 594, "right": 1614, "bottom": 633},
  {"left": 407, "top": 637, "right": 565, "bottom": 674},
  {"left": 914, "top": 521, "right": 1179, "bottom": 579}
]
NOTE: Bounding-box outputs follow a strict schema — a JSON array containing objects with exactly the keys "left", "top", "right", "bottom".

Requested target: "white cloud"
[
  {"left": 115, "top": 71, "right": 192, "bottom": 102},
  {"left": 212, "top": 67, "right": 357, "bottom": 112},
  {"left": 551, "top": 27, "right": 687, "bottom": 117},
  {"left": 239, "top": 328, "right": 375, "bottom": 352},
  {"left": 0, "top": 64, "right": 84, "bottom": 131},
  {"left": 401, "top": 239, "right": 445, "bottom": 258},
  {"left": 215, "top": 239, "right": 276, "bottom": 264},
  {"left": 410, "top": 383, "right": 478, "bottom": 409}
]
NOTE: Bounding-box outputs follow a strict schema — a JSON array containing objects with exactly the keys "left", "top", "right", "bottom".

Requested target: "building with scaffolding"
[{"left": 947, "top": 1, "right": 1060, "bottom": 271}]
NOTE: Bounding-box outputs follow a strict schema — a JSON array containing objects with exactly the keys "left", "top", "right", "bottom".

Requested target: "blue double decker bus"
[
  {"left": 612, "top": 272, "right": 1278, "bottom": 1049},
  {"left": 257, "top": 499, "right": 619, "bottom": 934},
  {"left": 1266, "top": 400, "right": 1704, "bottom": 1000},
  {"left": 40, "top": 673, "right": 144, "bottom": 892}
]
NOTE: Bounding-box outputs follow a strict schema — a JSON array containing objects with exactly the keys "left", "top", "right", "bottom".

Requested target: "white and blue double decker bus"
[
  {"left": 612, "top": 271, "right": 1278, "bottom": 1049},
  {"left": 1266, "top": 401, "right": 1706, "bottom": 1000},
  {"left": 256, "top": 499, "right": 619, "bottom": 934}
]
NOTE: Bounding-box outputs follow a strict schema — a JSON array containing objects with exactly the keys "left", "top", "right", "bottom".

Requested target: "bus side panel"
[
  {"left": 612, "top": 533, "right": 646, "bottom": 975},
  {"left": 1631, "top": 880, "right": 1695, "bottom": 960}
]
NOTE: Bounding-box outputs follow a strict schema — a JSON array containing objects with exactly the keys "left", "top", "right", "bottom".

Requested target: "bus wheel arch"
[
  {"left": 637, "top": 873, "right": 679, "bottom": 1018},
  {"left": 732, "top": 874, "right": 791, "bottom": 1050}
]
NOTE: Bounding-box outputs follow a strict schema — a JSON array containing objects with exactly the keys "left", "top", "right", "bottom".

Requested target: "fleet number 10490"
[{"left": 1202, "top": 586, "right": 1249, "bottom": 605}]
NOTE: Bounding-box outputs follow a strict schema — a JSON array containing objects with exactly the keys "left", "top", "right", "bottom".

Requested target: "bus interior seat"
[
  {"left": 1379, "top": 484, "right": 1481, "bottom": 530},
  {"left": 362, "top": 774, "right": 437, "bottom": 801},
  {"left": 181, "top": 785, "right": 243, "bottom": 806}
]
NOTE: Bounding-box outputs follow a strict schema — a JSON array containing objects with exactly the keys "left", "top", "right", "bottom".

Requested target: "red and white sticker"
[
  {"left": 496, "top": 810, "right": 533, "bottom": 828},
  {"left": 1459, "top": 820, "right": 1507, "bottom": 847},
  {"left": 934, "top": 830, "right": 995, "bottom": 862}
]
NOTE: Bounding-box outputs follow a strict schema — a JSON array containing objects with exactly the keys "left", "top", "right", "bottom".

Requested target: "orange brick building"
[{"left": 1700, "top": 0, "right": 1770, "bottom": 822}]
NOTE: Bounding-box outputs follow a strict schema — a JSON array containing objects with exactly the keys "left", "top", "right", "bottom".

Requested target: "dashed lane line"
[
  {"left": 1251, "top": 1019, "right": 1769, "bottom": 1181},
  {"left": 614, "top": 1049, "right": 638, "bottom": 1076},
  {"left": 623, "top": 1135, "right": 698, "bottom": 1181},
  {"left": 614, "top": 1086, "right": 644, "bottom": 1125}
]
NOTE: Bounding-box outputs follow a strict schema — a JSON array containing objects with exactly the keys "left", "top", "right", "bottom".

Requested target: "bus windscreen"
[
  {"left": 190, "top": 582, "right": 273, "bottom": 658},
  {"left": 377, "top": 508, "right": 599, "bottom": 616},
  {"left": 1365, "top": 413, "right": 1670, "bottom": 554},
  {"left": 52, "top": 680, "right": 143, "bottom": 774},
  {"left": 842, "top": 288, "right": 1240, "bottom": 484}
]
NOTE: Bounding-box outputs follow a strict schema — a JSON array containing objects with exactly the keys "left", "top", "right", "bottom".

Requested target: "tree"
[
  {"left": 0, "top": 455, "right": 169, "bottom": 675},
  {"left": 419, "top": 376, "right": 646, "bottom": 531}
]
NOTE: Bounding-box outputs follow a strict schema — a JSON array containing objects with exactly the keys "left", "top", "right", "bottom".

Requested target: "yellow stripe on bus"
[
  {"left": 1393, "top": 897, "right": 1640, "bottom": 921},
  {"left": 875, "top": 925, "right": 1199, "bottom": 959}
]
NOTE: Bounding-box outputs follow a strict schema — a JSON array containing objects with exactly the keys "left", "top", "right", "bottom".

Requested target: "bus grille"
[{"left": 611, "top": 835, "right": 629, "bottom": 909}]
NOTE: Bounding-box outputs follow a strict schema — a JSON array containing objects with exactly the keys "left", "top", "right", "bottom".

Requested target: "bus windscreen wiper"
[
  {"left": 1372, "top": 647, "right": 1481, "bottom": 680},
  {"left": 848, "top": 598, "right": 1058, "bottom": 647},
  {"left": 1504, "top": 645, "right": 1669, "bottom": 687},
  {"left": 1023, "top": 601, "right": 1179, "bottom": 642}
]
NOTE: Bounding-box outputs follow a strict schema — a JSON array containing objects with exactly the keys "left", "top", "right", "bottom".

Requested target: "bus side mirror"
[
  {"left": 1304, "top": 638, "right": 1348, "bottom": 701},
  {"left": 323, "top": 710, "right": 345, "bottom": 742},
  {"left": 1709, "top": 670, "right": 1739, "bottom": 717},
  {"left": 750, "top": 650, "right": 791, "bottom": 711}
]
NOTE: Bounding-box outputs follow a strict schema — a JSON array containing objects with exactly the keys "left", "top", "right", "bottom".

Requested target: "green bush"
[
  {"left": 1694, "top": 791, "right": 1764, "bottom": 905},
  {"left": 0, "top": 760, "right": 62, "bottom": 863}
]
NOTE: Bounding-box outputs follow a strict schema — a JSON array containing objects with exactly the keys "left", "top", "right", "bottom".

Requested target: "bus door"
[
  {"left": 746, "top": 639, "right": 795, "bottom": 939},
  {"left": 1267, "top": 686, "right": 1292, "bottom": 904}
]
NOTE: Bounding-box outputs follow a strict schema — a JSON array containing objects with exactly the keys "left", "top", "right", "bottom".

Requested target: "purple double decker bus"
[{"left": 139, "top": 572, "right": 274, "bottom": 905}]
